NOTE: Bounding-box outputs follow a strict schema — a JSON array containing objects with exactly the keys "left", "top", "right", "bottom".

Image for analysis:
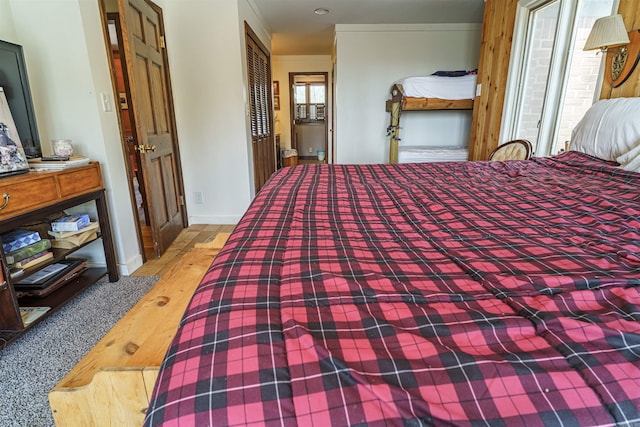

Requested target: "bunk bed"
[{"left": 385, "top": 74, "right": 477, "bottom": 163}]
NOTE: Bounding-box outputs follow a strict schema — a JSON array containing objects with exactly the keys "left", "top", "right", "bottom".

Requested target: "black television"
[{"left": 0, "top": 39, "right": 41, "bottom": 159}]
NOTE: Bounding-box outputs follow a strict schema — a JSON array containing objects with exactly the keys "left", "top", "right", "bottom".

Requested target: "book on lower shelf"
[
  {"left": 48, "top": 222, "right": 100, "bottom": 249},
  {"left": 6, "top": 239, "right": 52, "bottom": 264},
  {"left": 14, "top": 259, "right": 88, "bottom": 298},
  {"left": 11, "top": 250, "right": 53, "bottom": 269},
  {"left": 20, "top": 306, "right": 50, "bottom": 326},
  {"left": 14, "top": 258, "right": 88, "bottom": 298},
  {"left": 51, "top": 214, "right": 91, "bottom": 232},
  {"left": 1, "top": 229, "right": 41, "bottom": 253},
  {"left": 50, "top": 232, "right": 98, "bottom": 249},
  {"left": 15, "top": 261, "right": 73, "bottom": 286}
]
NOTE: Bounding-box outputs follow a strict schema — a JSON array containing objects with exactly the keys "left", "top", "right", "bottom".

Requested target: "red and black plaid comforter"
[{"left": 145, "top": 152, "right": 640, "bottom": 426}]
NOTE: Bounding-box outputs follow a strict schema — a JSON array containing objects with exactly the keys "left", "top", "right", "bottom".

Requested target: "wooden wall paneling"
[
  {"left": 470, "top": 0, "right": 638, "bottom": 158},
  {"left": 601, "top": 0, "right": 640, "bottom": 99},
  {"left": 468, "top": 0, "right": 518, "bottom": 161}
]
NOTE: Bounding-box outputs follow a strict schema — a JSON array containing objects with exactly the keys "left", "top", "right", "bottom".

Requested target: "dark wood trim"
[
  {"left": 468, "top": 0, "right": 518, "bottom": 161},
  {"left": 102, "top": 10, "right": 147, "bottom": 263},
  {"left": 288, "top": 71, "right": 329, "bottom": 159},
  {"left": 245, "top": 22, "right": 271, "bottom": 60},
  {"left": 244, "top": 21, "right": 276, "bottom": 193},
  {"left": 150, "top": 1, "right": 188, "bottom": 228}
]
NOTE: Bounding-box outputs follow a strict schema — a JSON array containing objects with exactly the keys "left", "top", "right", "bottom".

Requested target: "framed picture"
[
  {"left": 273, "top": 81, "right": 279, "bottom": 95},
  {"left": 0, "top": 40, "right": 40, "bottom": 158},
  {"left": 274, "top": 95, "right": 280, "bottom": 110},
  {"left": 0, "top": 87, "right": 30, "bottom": 176}
]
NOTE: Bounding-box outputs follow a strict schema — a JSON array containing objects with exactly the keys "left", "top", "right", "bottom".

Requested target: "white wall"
[
  {"left": 163, "top": 0, "right": 253, "bottom": 224},
  {"left": 271, "top": 55, "right": 333, "bottom": 154},
  {"left": 335, "top": 24, "right": 482, "bottom": 164},
  {"left": 0, "top": 0, "right": 274, "bottom": 276},
  {"left": 7, "top": 0, "right": 141, "bottom": 275},
  {"left": 0, "top": 0, "right": 17, "bottom": 42},
  {"left": 162, "top": 0, "right": 271, "bottom": 224}
]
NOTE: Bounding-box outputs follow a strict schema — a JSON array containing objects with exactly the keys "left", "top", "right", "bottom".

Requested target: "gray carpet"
[{"left": 0, "top": 275, "right": 159, "bottom": 427}]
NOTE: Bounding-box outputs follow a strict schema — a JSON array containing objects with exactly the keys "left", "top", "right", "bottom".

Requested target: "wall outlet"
[
  {"left": 194, "top": 191, "right": 204, "bottom": 204},
  {"left": 308, "top": 147, "right": 313, "bottom": 153}
]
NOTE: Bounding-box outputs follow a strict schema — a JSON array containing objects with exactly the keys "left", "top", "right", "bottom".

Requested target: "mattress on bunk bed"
[
  {"left": 396, "top": 74, "right": 477, "bottom": 99},
  {"left": 398, "top": 146, "right": 469, "bottom": 163}
]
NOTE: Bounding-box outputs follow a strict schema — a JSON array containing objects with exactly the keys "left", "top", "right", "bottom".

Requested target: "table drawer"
[
  {"left": 57, "top": 166, "right": 102, "bottom": 198},
  {"left": 0, "top": 175, "right": 58, "bottom": 218},
  {"left": 0, "top": 163, "right": 104, "bottom": 220}
]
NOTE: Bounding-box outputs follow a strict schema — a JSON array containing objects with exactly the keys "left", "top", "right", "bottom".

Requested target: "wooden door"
[
  {"left": 119, "top": 0, "right": 185, "bottom": 256},
  {"left": 245, "top": 24, "right": 276, "bottom": 193}
]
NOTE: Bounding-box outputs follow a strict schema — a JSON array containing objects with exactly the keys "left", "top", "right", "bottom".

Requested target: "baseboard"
[
  {"left": 69, "top": 245, "right": 141, "bottom": 277},
  {"left": 188, "top": 214, "right": 241, "bottom": 225},
  {"left": 90, "top": 253, "right": 143, "bottom": 277}
]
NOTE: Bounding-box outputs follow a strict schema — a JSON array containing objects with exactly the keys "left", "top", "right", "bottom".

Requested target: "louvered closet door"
[{"left": 246, "top": 25, "right": 275, "bottom": 193}]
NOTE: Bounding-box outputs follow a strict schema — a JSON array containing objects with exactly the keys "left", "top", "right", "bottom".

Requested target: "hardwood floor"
[
  {"left": 132, "top": 224, "right": 235, "bottom": 277},
  {"left": 298, "top": 158, "right": 325, "bottom": 165}
]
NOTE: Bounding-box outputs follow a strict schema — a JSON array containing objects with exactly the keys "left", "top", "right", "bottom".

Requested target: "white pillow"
[
  {"left": 617, "top": 141, "right": 640, "bottom": 172},
  {"left": 569, "top": 97, "right": 640, "bottom": 161}
]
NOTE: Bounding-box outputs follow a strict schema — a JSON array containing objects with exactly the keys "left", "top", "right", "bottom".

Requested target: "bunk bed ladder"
[{"left": 387, "top": 87, "right": 403, "bottom": 164}]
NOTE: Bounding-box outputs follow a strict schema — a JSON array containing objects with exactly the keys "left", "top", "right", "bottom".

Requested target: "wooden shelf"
[
  {"left": 15, "top": 233, "right": 103, "bottom": 285},
  {"left": 385, "top": 97, "right": 474, "bottom": 111},
  {"left": 0, "top": 163, "right": 118, "bottom": 350},
  {"left": 19, "top": 268, "right": 107, "bottom": 310}
]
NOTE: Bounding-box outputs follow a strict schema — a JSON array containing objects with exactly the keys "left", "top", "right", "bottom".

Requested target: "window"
[
  {"left": 502, "top": 0, "right": 617, "bottom": 156},
  {"left": 294, "top": 82, "right": 326, "bottom": 122}
]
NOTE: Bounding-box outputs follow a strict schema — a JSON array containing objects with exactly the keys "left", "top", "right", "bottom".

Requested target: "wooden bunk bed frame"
[{"left": 385, "top": 83, "right": 474, "bottom": 163}]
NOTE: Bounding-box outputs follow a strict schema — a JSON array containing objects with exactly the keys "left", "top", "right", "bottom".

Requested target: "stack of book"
[
  {"left": 27, "top": 156, "right": 90, "bottom": 171},
  {"left": 1, "top": 229, "right": 53, "bottom": 272},
  {"left": 48, "top": 218, "right": 99, "bottom": 249},
  {"left": 13, "top": 258, "right": 88, "bottom": 298}
]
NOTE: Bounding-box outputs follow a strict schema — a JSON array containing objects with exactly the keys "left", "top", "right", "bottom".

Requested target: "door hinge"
[
  {"left": 179, "top": 195, "right": 185, "bottom": 206},
  {"left": 160, "top": 35, "right": 166, "bottom": 49}
]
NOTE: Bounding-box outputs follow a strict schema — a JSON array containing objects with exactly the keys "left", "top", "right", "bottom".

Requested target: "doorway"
[
  {"left": 289, "top": 73, "right": 328, "bottom": 162},
  {"left": 105, "top": 13, "right": 151, "bottom": 259},
  {"left": 99, "top": 0, "right": 187, "bottom": 260}
]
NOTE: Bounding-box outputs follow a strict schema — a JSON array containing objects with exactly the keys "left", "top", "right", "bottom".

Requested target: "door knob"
[{"left": 135, "top": 144, "right": 156, "bottom": 153}]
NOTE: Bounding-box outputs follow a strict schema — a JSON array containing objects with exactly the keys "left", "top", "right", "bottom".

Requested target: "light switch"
[{"left": 101, "top": 93, "right": 112, "bottom": 112}]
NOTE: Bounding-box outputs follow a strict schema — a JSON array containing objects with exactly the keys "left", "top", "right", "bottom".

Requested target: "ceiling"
[{"left": 249, "top": 0, "right": 486, "bottom": 55}]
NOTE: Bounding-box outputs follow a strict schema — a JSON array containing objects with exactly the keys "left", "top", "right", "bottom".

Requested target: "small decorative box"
[
  {"left": 2, "top": 229, "right": 42, "bottom": 253},
  {"left": 51, "top": 214, "right": 91, "bottom": 232}
]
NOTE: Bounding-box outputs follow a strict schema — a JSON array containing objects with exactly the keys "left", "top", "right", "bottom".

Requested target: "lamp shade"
[{"left": 584, "top": 14, "right": 630, "bottom": 50}]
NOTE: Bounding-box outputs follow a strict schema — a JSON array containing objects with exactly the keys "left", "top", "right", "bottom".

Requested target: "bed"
[
  {"left": 386, "top": 74, "right": 477, "bottom": 164},
  {"left": 144, "top": 149, "right": 640, "bottom": 426}
]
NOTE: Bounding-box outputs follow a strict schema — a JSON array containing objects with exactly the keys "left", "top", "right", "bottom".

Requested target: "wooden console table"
[{"left": 0, "top": 162, "right": 118, "bottom": 348}]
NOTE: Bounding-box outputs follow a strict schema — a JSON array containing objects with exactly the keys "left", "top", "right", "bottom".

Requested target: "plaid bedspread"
[{"left": 145, "top": 152, "right": 640, "bottom": 426}]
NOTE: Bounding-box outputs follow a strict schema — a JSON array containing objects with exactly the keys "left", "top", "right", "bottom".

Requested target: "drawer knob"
[{"left": 0, "top": 193, "right": 8, "bottom": 211}]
